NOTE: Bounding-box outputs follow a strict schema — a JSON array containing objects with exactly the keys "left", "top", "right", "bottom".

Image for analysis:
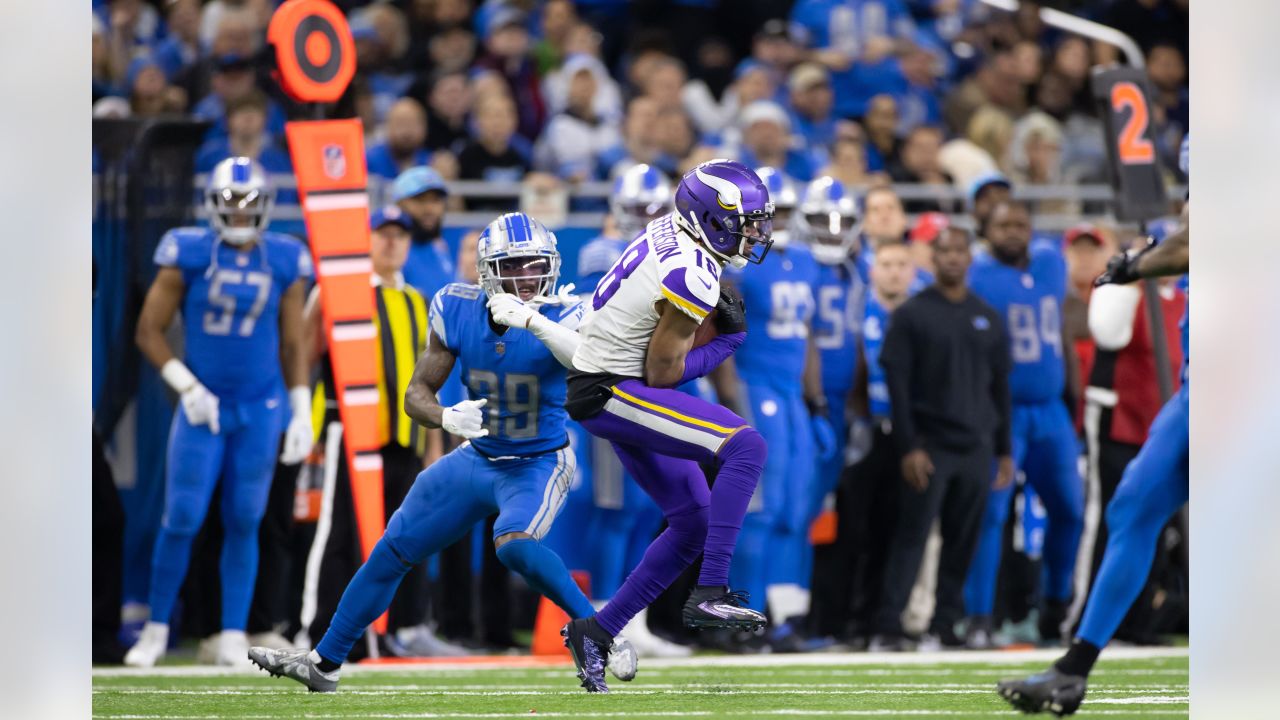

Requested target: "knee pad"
[
  {"left": 719, "top": 427, "right": 767, "bottom": 470},
  {"left": 162, "top": 501, "right": 206, "bottom": 537}
]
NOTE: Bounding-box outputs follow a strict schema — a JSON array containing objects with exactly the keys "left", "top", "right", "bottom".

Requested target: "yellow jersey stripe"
[
  {"left": 661, "top": 287, "right": 709, "bottom": 320},
  {"left": 610, "top": 385, "right": 738, "bottom": 435}
]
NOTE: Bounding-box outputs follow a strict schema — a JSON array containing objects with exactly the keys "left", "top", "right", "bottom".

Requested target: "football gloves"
[
  {"left": 713, "top": 285, "right": 748, "bottom": 335},
  {"left": 442, "top": 398, "right": 489, "bottom": 439}
]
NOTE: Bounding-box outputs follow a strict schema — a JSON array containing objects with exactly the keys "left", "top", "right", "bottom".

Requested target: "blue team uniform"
[
  {"left": 147, "top": 228, "right": 312, "bottom": 631},
  {"left": 861, "top": 293, "right": 893, "bottom": 421},
  {"left": 316, "top": 283, "right": 594, "bottom": 664},
  {"left": 964, "top": 245, "right": 1084, "bottom": 618},
  {"left": 1077, "top": 292, "right": 1188, "bottom": 648},
  {"left": 813, "top": 260, "right": 865, "bottom": 508},
  {"left": 729, "top": 244, "right": 822, "bottom": 610}
]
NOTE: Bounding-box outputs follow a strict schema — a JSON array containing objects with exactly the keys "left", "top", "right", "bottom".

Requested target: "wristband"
[
  {"left": 160, "top": 359, "right": 198, "bottom": 394},
  {"left": 289, "top": 386, "right": 311, "bottom": 419}
]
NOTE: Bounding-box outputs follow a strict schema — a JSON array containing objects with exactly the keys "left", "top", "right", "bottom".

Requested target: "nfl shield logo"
[
  {"left": 322, "top": 144, "right": 346, "bottom": 179},
  {"left": 495, "top": 342, "right": 506, "bottom": 355}
]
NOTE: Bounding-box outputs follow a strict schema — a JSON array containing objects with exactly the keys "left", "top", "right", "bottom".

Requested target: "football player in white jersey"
[{"left": 557, "top": 159, "right": 775, "bottom": 691}]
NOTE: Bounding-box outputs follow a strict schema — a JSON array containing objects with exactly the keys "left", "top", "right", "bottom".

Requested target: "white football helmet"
[
  {"left": 610, "top": 163, "right": 672, "bottom": 240},
  {"left": 796, "top": 175, "right": 860, "bottom": 265},
  {"left": 476, "top": 212, "right": 561, "bottom": 300},
  {"left": 205, "top": 157, "right": 273, "bottom": 246}
]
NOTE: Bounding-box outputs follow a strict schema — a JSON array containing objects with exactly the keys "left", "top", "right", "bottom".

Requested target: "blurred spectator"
[
  {"left": 863, "top": 94, "right": 901, "bottom": 173},
  {"left": 819, "top": 134, "right": 873, "bottom": 188},
  {"left": 457, "top": 229, "right": 483, "bottom": 285},
  {"left": 685, "top": 59, "right": 778, "bottom": 137},
  {"left": 1010, "top": 39, "right": 1044, "bottom": 87},
  {"left": 562, "top": 20, "right": 605, "bottom": 60},
  {"left": 194, "top": 92, "right": 289, "bottom": 174},
  {"left": 531, "top": 0, "right": 579, "bottom": 75},
  {"left": 350, "top": 3, "right": 415, "bottom": 126},
  {"left": 598, "top": 96, "right": 662, "bottom": 178},
  {"left": 894, "top": 43, "right": 944, "bottom": 135},
  {"left": 366, "top": 98, "right": 432, "bottom": 181},
  {"left": 1061, "top": 223, "right": 1116, "bottom": 415},
  {"left": 966, "top": 105, "right": 1015, "bottom": 174},
  {"left": 791, "top": 0, "right": 917, "bottom": 119},
  {"left": 99, "top": 0, "right": 164, "bottom": 85},
  {"left": 787, "top": 63, "right": 837, "bottom": 152},
  {"left": 890, "top": 126, "right": 954, "bottom": 212},
  {"left": 733, "top": 101, "right": 816, "bottom": 182},
  {"left": 428, "top": 26, "right": 479, "bottom": 74},
  {"left": 860, "top": 186, "right": 909, "bottom": 249},
  {"left": 907, "top": 211, "right": 949, "bottom": 276},
  {"left": 1008, "top": 111, "right": 1077, "bottom": 216},
  {"left": 392, "top": 166, "right": 457, "bottom": 297},
  {"left": 943, "top": 49, "right": 1022, "bottom": 136},
  {"left": 652, "top": 107, "right": 698, "bottom": 178},
  {"left": 459, "top": 93, "right": 531, "bottom": 202},
  {"left": 542, "top": 51, "right": 623, "bottom": 126},
  {"left": 198, "top": 0, "right": 271, "bottom": 49},
  {"left": 968, "top": 171, "right": 1011, "bottom": 241},
  {"left": 640, "top": 55, "right": 688, "bottom": 113},
  {"left": 1146, "top": 43, "right": 1189, "bottom": 177},
  {"left": 937, "top": 138, "right": 999, "bottom": 194},
  {"left": 126, "top": 57, "right": 186, "bottom": 117},
  {"left": 751, "top": 18, "right": 806, "bottom": 80},
  {"left": 534, "top": 55, "right": 622, "bottom": 182},
  {"left": 1033, "top": 70, "right": 1108, "bottom": 183},
  {"left": 689, "top": 37, "right": 737, "bottom": 102},
  {"left": 192, "top": 53, "right": 286, "bottom": 141},
  {"left": 474, "top": 4, "right": 547, "bottom": 143},
  {"left": 153, "top": 0, "right": 203, "bottom": 82},
  {"left": 418, "top": 70, "right": 472, "bottom": 154},
  {"left": 176, "top": 7, "right": 259, "bottom": 112},
  {"left": 1047, "top": 36, "right": 1093, "bottom": 114},
  {"left": 93, "top": 96, "right": 133, "bottom": 119},
  {"left": 92, "top": 16, "right": 114, "bottom": 102}
]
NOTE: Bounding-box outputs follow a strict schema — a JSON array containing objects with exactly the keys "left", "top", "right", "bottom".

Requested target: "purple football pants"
[{"left": 580, "top": 379, "right": 767, "bottom": 637}]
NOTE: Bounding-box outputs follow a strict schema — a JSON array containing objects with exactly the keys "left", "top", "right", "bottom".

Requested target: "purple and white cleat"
[
  {"left": 561, "top": 618, "right": 613, "bottom": 693},
  {"left": 682, "top": 585, "right": 768, "bottom": 631}
]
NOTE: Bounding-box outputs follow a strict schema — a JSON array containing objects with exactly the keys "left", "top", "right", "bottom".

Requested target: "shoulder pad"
[
  {"left": 660, "top": 265, "right": 719, "bottom": 323},
  {"left": 443, "top": 283, "right": 484, "bottom": 300},
  {"left": 153, "top": 227, "right": 213, "bottom": 269}
]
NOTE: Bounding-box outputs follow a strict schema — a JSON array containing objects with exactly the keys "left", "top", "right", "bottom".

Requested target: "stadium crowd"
[{"left": 91, "top": 0, "right": 1189, "bottom": 665}]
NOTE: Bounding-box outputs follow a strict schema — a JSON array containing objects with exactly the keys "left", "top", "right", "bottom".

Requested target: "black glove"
[
  {"left": 1094, "top": 238, "right": 1154, "bottom": 287},
  {"left": 713, "top": 284, "right": 748, "bottom": 334}
]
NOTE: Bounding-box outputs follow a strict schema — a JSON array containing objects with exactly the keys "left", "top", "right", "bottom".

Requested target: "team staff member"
[
  {"left": 870, "top": 227, "right": 1014, "bottom": 650},
  {"left": 303, "top": 207, "right": 465, "bottom": 658}
]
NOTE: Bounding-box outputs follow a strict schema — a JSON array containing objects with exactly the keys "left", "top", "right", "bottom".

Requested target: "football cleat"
[
  {"left": 123, "top": 621, "right": 169, "bottom": 668},
  {"left": 214, "top": 630, "right": 253, "bottom": 669},
  {"left": 607, "top": 637, "right": 638, "bottom": 681},
  {"left": 561, "top": 618, "right": 612, "bottom": 693},
  {"left": 682, "top": 585, "right": 768, "bottom": 631},
  {"left": 248, "top": 647, "right": 340, "bottom": 693},
  {"left": 997, "top": 667, "right": 1087, "bottom": 716}
]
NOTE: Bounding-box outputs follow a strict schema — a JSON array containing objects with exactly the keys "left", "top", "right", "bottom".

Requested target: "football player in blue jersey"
[
  {"left": 997, "top": 146, "right": 1190, "bottom": 717},
  {"left": 800, "top": 174, "right": 865, "bottom": 505},
  {"left": 249, "top": 212, "right": 637, "bottom": 692},
  {"left": 721, "top": 168, "right": 834, "bottom": 641},
  {"left": 964, "top": 199, "right": 1084, "bottom": 649},
  {"left": 125, "top": 157, "right": 315, "bottom": 668},
  {"left": 566, "top": 164, "right": 692, "bottom": 658}
]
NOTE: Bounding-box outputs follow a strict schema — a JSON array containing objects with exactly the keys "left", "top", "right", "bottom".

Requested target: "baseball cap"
[
  {"left": 370, "top": 205, "right": 413, "bottom": 231},
  {"left": 1063, "top": 223, "right": 1104, "bottom": 247},
  {"left": 739, "top": 100, "right": 791, "bottom": 131},
  {"left": 909, "top": 212, "right": 951, "bottom": 244},
  {"left": 788, "top": 62, "right": 829, "bottom": 93},
  {"left": 967, "top": 171, "right": 1011, "bottom": 208},
  {"left": 391, "top": 166, "right": 449, "bottom": 202},
  {"left": 483, "top": 5, "right": 526, "bottom": 40},
  {"left": 756, "top": 18, "right": 808, "bottom": 46}
]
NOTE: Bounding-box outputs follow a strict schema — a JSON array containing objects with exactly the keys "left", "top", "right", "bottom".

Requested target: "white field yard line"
[
  {"left": 93, "top": 682, "right": 1189, "bottom": 692},
  {"left": 92, "top": 688, "right": 1190, "bottom": 699},
  {"left": 92, "top": 711, "right": 1191, "bottom": 719},
  {"left": 92, "top": 647, "right": 1188, "bottom": 678}
]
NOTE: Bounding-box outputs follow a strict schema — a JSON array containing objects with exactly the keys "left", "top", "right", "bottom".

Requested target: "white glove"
[
  {"left": 441, "top": 398, "right": 489, "bottom": 439},
  {"left": 531, "top": 282, "right": 577, "bottom": 307},
  {"left": 488, "top": 292, "right": 537, "bottom": 329},
  {"left": 279, "top": 386, "right": 314, "bottom": 464},
  {"left": 845, "top": 418, "right": 874, "bottom": 467},
  {"left": 162, "top": 359, "right": 220, "bottom": 434},
  {"left": 180, "top": 384, "right": 221, "bottom": 434}
]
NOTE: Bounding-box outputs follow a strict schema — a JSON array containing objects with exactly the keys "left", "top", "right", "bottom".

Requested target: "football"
[{"left": 693, "top": 308, "right": 719, "bottom": 348}]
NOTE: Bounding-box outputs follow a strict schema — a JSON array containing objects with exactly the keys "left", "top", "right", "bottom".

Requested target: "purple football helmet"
[{"left": 673, "top": 159, "right": 775, "bottom": 268}]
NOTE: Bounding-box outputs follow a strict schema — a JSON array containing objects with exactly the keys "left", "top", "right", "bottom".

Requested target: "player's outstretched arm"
[
  {"left": 644, "top": 300, "right": 700, "bottom": 388},
  {"left": 403, "top": 331, "right": 459, "bottom": 429},
  {"left": 1096, "top": 204, "right": 1189, "bottom": 285},
  {"left": 278, "top": 280, "right": 313, "bottom": 464},
  {"left": 487, "top": 292, "right": 582, "bottom": 369}
]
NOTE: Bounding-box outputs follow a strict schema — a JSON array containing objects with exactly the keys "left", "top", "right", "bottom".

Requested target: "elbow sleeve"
[{"left": 1088, "top": 285, "right": 1142, "bottom": 350}]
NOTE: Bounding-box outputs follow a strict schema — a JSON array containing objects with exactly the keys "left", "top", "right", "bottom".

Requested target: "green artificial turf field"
[{"left": 93, "top": 648, "right": 1188, "bottom": 719}]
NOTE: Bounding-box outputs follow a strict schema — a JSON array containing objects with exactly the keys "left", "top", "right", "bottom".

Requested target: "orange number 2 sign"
[{"left": 1110, "top": 81, "right": 1155, "bottom": 165}]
